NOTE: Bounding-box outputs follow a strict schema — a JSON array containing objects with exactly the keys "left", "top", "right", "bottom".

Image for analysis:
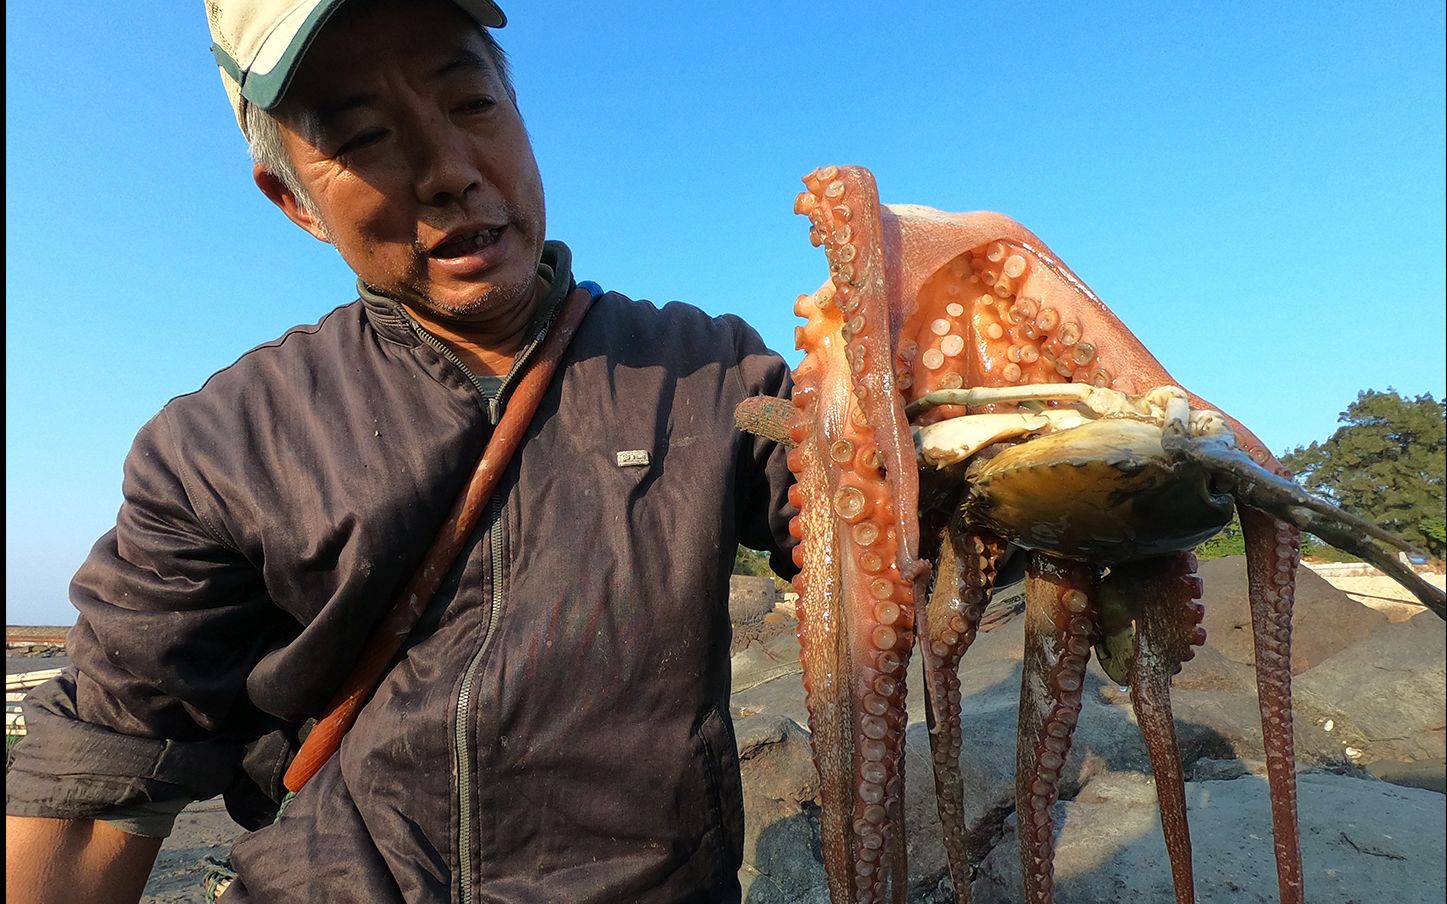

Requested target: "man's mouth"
[{"left": 431, "top": 226, "right": 503, "bottom": 259}]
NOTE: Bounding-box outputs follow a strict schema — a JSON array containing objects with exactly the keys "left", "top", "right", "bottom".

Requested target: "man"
[{"left": 5, "top": 2, "right": 796, "bottom": 901}]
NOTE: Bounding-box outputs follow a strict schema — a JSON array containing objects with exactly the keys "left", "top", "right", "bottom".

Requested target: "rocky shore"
[
  {"left": 8, "top": 562, "right": 1444, "bottom": 902},
  {"left": 730, "top": 560, "right": 1445, "bottom": 903}
]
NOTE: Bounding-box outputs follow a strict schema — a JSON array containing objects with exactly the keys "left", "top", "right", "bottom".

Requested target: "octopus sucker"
[{"left": 732, "top": 165, "right": 1446, "bottom": 904}]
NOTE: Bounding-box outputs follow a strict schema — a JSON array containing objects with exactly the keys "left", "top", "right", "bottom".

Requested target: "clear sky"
[{"left": 6, "top": 2, "right": 1445, "bottom": 626}]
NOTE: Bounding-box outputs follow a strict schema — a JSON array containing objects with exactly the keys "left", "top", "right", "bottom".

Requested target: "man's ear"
[{"left": 253, "top": 164, "right": 331, "bottom": 244}]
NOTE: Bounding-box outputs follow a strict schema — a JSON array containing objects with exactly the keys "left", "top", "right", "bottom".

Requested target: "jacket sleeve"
[
  {"left": 6, "top": 408, "right": 284, "bottom": 830},
  {"left": 727, "top": 317, "right": 799, "bottom": 581}
]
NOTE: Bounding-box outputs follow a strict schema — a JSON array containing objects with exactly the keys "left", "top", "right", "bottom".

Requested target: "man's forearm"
[{"left": 5, "top": 816, "right": 161, "bottom": 904}]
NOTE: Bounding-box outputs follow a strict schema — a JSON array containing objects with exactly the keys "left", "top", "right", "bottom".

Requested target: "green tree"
[
  {"left": 1195, "top": 514, "right": 1245, "bottom": 560},
  {"left": 732, "top": 545, "right": 773, "bottom": 577},
  {"left": 1281, "top": 389, "right": 1446, "bottom": 560},
  {"left": 733, "top": 545, "right": 792, "bottom": 594}
]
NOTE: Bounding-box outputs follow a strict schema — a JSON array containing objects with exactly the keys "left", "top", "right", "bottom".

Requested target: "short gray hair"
[{"left": 246, "top": 25, "right": 515, "bottom": 224}]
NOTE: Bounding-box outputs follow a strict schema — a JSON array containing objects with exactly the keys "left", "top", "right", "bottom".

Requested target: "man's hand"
[{"left": 5, "top": 816, "right": 162, "bottom": 904}]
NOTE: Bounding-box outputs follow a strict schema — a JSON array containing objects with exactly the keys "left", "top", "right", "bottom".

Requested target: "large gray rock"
[
  {"left": 1295, "top": 611, "right": 1446, "bottom": 767},
  {"left": 896, "top": 659, "right": 1275, "bottom": 895},
  {"left": 737, "top": 714, "right": 828, "bottom": 904},
  {"left": 972, "top": 771, "right": 1447, "bottom": 903},
  {"left": 1197, "top": 557, "right": 1389, "bottom": 674}
]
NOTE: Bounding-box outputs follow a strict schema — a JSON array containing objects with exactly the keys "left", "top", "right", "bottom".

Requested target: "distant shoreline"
[{"left": 6, "top": 626, "right": 70, "bottom": 644}]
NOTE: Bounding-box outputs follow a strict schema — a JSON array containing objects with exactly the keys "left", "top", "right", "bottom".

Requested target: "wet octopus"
[{"left": 735, "top": 165, "right": 1446, "bottom": 904}]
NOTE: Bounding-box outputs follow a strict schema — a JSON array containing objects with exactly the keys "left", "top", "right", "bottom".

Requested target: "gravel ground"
[
  {"left": 141, "top": 799, "right": 242, "bottom": 904},
  {"left": 7, "top": 654, "right": 70, "bottom": 674}
]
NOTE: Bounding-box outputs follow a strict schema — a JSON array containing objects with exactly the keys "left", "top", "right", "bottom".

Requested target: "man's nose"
[{"left": 411, "top": 125, "right": 482, "bottom": 206}]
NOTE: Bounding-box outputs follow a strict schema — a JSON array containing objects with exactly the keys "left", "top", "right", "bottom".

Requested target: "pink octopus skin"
[{"left": 782, "top": 165, "right": 1306, "bottom": 904}]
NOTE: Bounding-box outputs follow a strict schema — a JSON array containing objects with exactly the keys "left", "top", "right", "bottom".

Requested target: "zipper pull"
[{"left": 487, "top": 395, "right": 502, "bottom": 425}]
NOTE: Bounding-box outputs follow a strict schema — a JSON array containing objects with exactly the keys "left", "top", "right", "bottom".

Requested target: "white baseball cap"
[{"left": 205, "top": 0, "right": 506, "bottom": 135}]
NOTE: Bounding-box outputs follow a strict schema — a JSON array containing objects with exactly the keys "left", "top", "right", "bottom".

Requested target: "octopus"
[{"left": 734, "top": 165, "right": 1446, "bottom": 904}]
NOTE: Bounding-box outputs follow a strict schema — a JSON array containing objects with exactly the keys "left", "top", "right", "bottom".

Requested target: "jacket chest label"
[{"left": 615, "top": 449, "right": 651, "bottom": 468}]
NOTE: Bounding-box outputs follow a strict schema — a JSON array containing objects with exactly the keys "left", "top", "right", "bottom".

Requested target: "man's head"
[{"left": 207, "top": 0, "right": 547, "bottom": 324}]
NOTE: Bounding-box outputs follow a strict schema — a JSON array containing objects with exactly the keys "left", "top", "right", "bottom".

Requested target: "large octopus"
[{"left": 735, "top": 165, "right": 1446, "bottom": 904}]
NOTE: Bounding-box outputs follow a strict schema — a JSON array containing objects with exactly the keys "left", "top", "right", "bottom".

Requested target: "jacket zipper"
[
  {"left": 454, "top": 496, "right": 505, "bottom": 904},
  {"left": 391, "top": 307, "right": 539, "bottom": 902},
  {"left": 391, "top": 300, "right": 561, "bottom": 901}
]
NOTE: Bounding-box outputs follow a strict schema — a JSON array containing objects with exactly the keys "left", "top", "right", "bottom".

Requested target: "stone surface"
[
  {"left": 972, "top": 771, "right": 1447, "bottom": 904},
  {"left": 1295, "top": 611, "right": 1447, "bottom": 765},
  {"left": 731, "top": 576, "right": 781, "bottom": 632},
  {"left": 1321, "top": 570, "right": 1446, "bottom": 623},
  {"left": 736, "top": 714, "right": 828, "bottom": 904},
  {"left": 1198, "top": 556, "right": 1389, "bottom": 674},
  {"left": 731, "top": 626, "right": 810, "bottom": 726}
]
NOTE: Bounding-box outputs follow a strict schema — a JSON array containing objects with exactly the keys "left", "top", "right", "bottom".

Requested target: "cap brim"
[{"left": 237, "top": 0, "right": 506, "bottom": 111}]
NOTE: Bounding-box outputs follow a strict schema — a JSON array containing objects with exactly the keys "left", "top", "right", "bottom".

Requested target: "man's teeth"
[{"left": 436, "top": 228, "right": 500, "bottom": 257}]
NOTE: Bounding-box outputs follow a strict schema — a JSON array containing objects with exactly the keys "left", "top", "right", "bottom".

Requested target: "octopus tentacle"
[
  {"left": 922, "top": 524, "right": 1005, "bottom": 902},
  {"left": 1017, "top": 556, "right": 1100, "bottom": 904},
  {"left": 787, "top": 285, "right": 909, "bottom": 904},
  {"left": 796, "top": 167, "right": 926, "bottom": 585},
  {"left": 1104, "top": 554, "right": 1208, "bottom": 904},
  {"left": 788, "top": 165, "right": 928, "bottom": 904},
  {"left": 1240, "top": 506, "right": 1305, "bottom": 904},
  {"left": 784, "top": 298, "right": 856, "bottom": 904}
]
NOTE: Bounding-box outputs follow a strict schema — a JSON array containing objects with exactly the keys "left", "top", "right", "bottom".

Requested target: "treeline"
[{"left": 1202, "top": 389, "right": 1444, "bottom": 563}]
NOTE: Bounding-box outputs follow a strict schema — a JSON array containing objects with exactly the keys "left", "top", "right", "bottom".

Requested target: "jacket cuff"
[{"left": 5, "top": 672, "right": 239, "bottom": 822}]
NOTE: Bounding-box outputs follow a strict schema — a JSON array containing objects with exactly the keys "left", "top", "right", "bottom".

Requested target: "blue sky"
[{"left": 6, "top": 2, "right": 1445, "bottom": 625}]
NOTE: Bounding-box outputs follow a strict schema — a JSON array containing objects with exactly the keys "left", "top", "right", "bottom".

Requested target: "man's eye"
[
  {"left": 459, "top": 96, "right": 496, "bottom": 114},
  {"left": 336, "top": 129, "right": 388, "bottom": 155}
]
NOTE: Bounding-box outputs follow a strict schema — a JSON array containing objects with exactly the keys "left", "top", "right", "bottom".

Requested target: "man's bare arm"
[{"left": 5, "top": 816, "right": 161, "bottom": 904}]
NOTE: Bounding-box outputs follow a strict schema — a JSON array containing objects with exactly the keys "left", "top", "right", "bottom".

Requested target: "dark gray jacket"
[{"left": 6, "top": 243, "right": 797, "bottom": 903}]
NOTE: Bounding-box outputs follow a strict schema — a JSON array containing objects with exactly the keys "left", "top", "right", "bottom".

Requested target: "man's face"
[{"left": 265, "top": 0, "right": 546, "bottom": 323}]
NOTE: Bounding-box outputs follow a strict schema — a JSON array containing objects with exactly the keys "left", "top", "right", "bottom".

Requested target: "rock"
[
  {"left": 1366, "top": 759, "right": 1447, "bottom": 794},
  {"left": 891, "top": 606, "right": 1356, "bottom": 898},
  {"left": 738, "top": 714, "right": 819, "bottom": 807},
  {"left": 737, "top": 714, "right": 828, "bottom": 904},
  {"left": 1198, "top": 557, "right": 1388, "bottom": 674},
  {"left": 1295, "top": 611, "right": 1446, "bottom": 766},
  {"left": 727, "top": 561, "right": 1436, "bottom": 901},
  {"left": 732, "top": 627, "right": 810, "bottom": 726},
  {"left": 731, "top": 577, "right": 790, "bottom": 655},
  {"left": 1168, "top": 684, "right": 1349, "bottom": 768},
  {"left": 1187, "top": 756, "right": 1255, "bottom": 782},
  {"left": 1167, "top": 641, "right": 1257, "bottom": 694},
  {"left": 897, "top": 651, "right": 1245, "bottom": 897},
  {"left": 731, "top": 575, "right": 781, "bottom": 628},
  {"left": 972, "top": 771, "right": 1446, "bottom": 903}
]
